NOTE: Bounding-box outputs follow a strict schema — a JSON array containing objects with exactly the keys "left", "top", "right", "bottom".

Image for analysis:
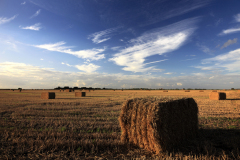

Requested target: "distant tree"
[
  {"left": 231, "top": 88, "right": 235, "bottom": 90},
  {"left": 18, "top": 88, "right": 22, "bottom": 90},
  {"left": 64, "top": 86, "right": 69, "bottom": 89}
]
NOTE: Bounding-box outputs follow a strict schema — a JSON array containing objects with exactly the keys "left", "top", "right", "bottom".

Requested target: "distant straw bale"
[
  {"left": 212, "top": 90, "right": 217, "bottom": 92},
  {"left": 209, "top": 92, "right": 226, "bottom": 100},
  {"left": 75, "top": 92, "right": 86, "bottom": 97},
  {"left": 199, "top": 90, "right": 204, "bottom": 92},
  {"left": 65, "top": 89, "right": 72, "bottom": 92},
  {"left": 119, "top": 97, "right": 198, "bottom": 154},
  {"left": 163, "top": 90, "right": 168, "bottom": 92},
  {"left": 18, "top": 90, "right": 21, "bottom": 92},
  {"left": 185, "top": 90, "right": 190, "bottom": 92},
  {"left": 41, "top": 92, "right": 55, "bottom": 99}
]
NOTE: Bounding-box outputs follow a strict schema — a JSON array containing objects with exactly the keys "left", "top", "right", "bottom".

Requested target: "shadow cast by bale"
[
  {"left": 167, "top": 128, "right": 240, "bottom": 158},
  {"left": 225, "top": 99, "right": 240, "bottom": 100}
]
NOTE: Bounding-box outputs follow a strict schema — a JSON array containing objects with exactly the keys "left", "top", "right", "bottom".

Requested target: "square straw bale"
[
  {"left": 119, "top": 97, "right": 198, "bottom": 154},
  {"left": 209, "top": 92, "right": 226, "bottom": 100},
  {"left": 41, "top": 92, "right": 55, "bottom": 99},
  {"left": 75, "top": 92, "right": 86, "bottom": 97},
  {"left": 199, "top": 90, "right": 204, "bottom": 92},
  {"left": 18, "top": 90, "right": 21, "bottom": 92},
  {"left": 212, "top": 90, "right": 217, "bottom": 92},
  {"left": 64, "top": 89, "right": 72, "bottom": 92},
  {"left": 163, "top": 91, "right": 168, "bottom": 92},
  {"left": 185, "top": 90, "right": 190, "bottom": 92}
]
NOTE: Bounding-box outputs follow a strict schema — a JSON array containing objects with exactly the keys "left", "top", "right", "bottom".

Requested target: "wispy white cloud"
[
  {"left": 164, "top": 72, "right": 173, "bottom": 75},
  {"left": 61, "top": 62, "right": 73, "bottom": 67},
  {"left": 0, "top": 15, "right": 18, "bottom": 25},
  {"left": 197, "top": 43, "right": 212, "bottom": 55},
  {"left": 20, "top": 23, "right": 42, "bottom": 31},
  {"left": 1, "top": 62, "right": 239, "bottom": 89},
  {"left": 75, "top": 63, "right": 100, "bottom": 73},
  {"left": 181, "top": 58, "right": 196, "bottom": 61},
  {"left": 221, "top": 38, "right": 237, "bottom": 49},
  {"left": 21, "top": 1, "right": 26, "bottom": 5},
  {"left": 40, "top": 58, "right": 44, "bottom": 60},
  {"left": 144, "top": 59, "right": 168, "bottom": 65},
  {"left": 30, "top": 9, "right": 41, "bottom": 19},
  {"left": 88, "top": 26, "right": 121, "bottom": 44},
  {"left": 34, "top": 41, "right": 105, "bottom": 61},
  {"left": 234, "top": 13, "right": 240, "bottom": 22},
  {"left": 219, "top": 27, "right": 240, "bottom": 35},
  {"left": 110, "top": 18, "right": 197, "bottom": 72},
  {"left": 209, "top": 76, "right": 214, "bottom": 79},
  {"left": 177, "top": 83, "right": 182, "bottom": 86},
  {"left": 141, "top": 1, "right": 209, "bottom": 26},
  {"left": 196, "top": 48, "right": 240, "bottom": 73}
]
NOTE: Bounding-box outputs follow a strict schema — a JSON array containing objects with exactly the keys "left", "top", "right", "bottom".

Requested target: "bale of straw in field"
[
  {"left": 199, "top": 90, "right": 204, "bottom": 92},
  {"left": 75, "top": 92, "right": 86, "bottom": 97},
  {"left": 65, "top": 89, "right": 72, "bottom": 92},
  {"left": 18, "top": 90, "right": 22, "bottom": 92},
  {"left": 209, "top": 92, "right": 226, "bottom": 100},
  {"left": 41, "top": 92, "right": 55, "bottom": 99},
  {"left": 163, "top": 90, "right": 168, "bottom": 92},
  {"left": 212, "top": 90, "right": 217, "bottom": 92},
  {"left": 119, "top": 97, "right": 198, "bottom": 154},
  {"left": 185, "top": 90, "right": 190, "bottom": 92}
]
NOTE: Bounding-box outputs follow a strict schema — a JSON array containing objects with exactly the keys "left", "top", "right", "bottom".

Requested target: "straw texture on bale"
[
  {"left": 163, "top": 91, "right": 168, "bottom": 92},
  {"left": 209, "top": 92, "right": 226, "bottom": 100},
  {"left": 185, "top": 90, "right": 190, "bottom": 92},
  {"left": 75, "top": 92, "right": 86, "bottom": 97},
  {"left": 41, "top": 92, "right": 55, "bottom": 99},
  {"left": 119, "top": 97, "right": 198, "bottom": 154}
]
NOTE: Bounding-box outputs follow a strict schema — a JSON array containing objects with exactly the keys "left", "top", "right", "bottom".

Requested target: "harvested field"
[{"left": 1, "top": 89, "right": 240, "bottom": 159}]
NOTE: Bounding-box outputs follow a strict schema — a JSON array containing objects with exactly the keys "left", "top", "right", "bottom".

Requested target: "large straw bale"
[
  {"left": 163, "top": 91, "right": 168, "bottom": 92},
  {"left": 119, "top": 97, "right": 198, "bottom": 154},
  {"left": 199, "top": 90, "right": 204, "bottom": 92},
  {"left": 185, "top": 90, "right": 190, "bottom": 92},
  {"left": 41, "top": 92, "right": 55, "bottom": 99},
  {"left": 212, "top": 90, "right": 217, "bottom": 92},
  {"left": 209, "top": 92, "right": 226, "bottom": 100},
  {"left": 18, "top": 90, "right": 21, "bottom": 92},
  {"left": 75, "top": 92, "right": 86, "bottom": 97}
]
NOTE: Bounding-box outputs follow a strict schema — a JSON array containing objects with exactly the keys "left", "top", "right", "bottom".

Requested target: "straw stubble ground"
[{"left": 0, "top": 89, "right": 240, "bottom": 159}]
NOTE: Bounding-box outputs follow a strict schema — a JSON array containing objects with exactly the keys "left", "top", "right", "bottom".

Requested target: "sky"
[{"left": 0, "top": 0, "right": 240, "bottom": 89}]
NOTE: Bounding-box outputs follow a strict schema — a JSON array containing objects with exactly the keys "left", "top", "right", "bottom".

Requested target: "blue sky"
[{"left": 0, "top": 0, "right": 240, "bottom": 89}]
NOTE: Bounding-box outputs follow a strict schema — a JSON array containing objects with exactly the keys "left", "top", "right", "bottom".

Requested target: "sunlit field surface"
[{"left": 1, "top": 89, "right": 240, "bottom": 159}]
